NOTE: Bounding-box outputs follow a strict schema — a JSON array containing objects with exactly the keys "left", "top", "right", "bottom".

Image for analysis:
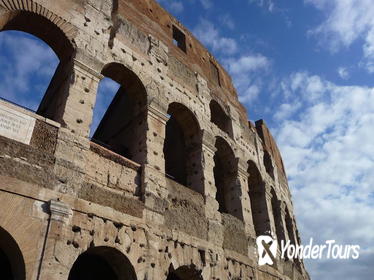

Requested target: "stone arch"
[
  {"left": 0, "top": 0, "right": 76, "bottom": 58},
  {"left": 263, "top": 150, "right": 274, "bottom": 179},
  {"left": 209, "top": 99, "right": 233, "bottom": 137},
  {"left": 0, "top": 5, "right": 76, "bottom": 122},
  {"left": 68, "top": 246, "right": 137, "bottom": 280},
  {"left": 285, "top": 207, "right": 296, "bottom": 246},
  {"left": 166, "top": 264, "right": 203, "bottom": 280},
  {"left": 0, "top": 226, "right": 25, "bottom": 280},
  {"left": 247, "top": 160, "right": 270, "bottom": 236},
  {"left": 163, "top": 102, "right": 203, "bottom": 193},
  {"left": 285, "top": 207, "right": 302, "bottom": 268},
  {"left": 213, "top": 136, "right": 238, "bottom": 215},
  {"left": 2, "top": 12, "right": 72, "bottom": 57},
  {"left": 270, "top": 188, "right": 286, "bottom": 245},
  {"left": 91, "top": 62, "right": 148, "bottom": 164}
]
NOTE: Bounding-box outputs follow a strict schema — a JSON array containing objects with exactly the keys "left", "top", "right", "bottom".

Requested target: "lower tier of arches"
[{"left": 0, "top": 185, "right": 309, "bottom": 280}]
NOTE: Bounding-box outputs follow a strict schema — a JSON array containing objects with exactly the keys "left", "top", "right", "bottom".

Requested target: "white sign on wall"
[{"left": 0, "top": 103, "right": 36, "bottom": 145}]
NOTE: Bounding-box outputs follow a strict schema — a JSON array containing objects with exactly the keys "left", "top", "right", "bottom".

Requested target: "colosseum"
[{"left": 0, "top": 0, "right": 310, "bottom": 279}]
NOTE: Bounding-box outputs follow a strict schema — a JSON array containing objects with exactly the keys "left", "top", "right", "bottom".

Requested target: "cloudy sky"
[{"left": 1, "top": 1, "right": 374, "bottom": 279}]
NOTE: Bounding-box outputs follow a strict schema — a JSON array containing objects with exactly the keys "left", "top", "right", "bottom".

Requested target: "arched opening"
[
  {"left": 209, "top": 99, "right": 233, "bottom": 137},
  {"left": 0, "top": 11, "right": 74, "bottom": 122},
  {"left": 166, "top": 265, "right": 202, "bottom": 280},
  {"left": 91, "top": 63, "right": 148, "bottom": 164},
  {"left": 0, "top": 250, "right": 12, "bottom": 280},
  {"left": 263, "top": 151, "right": 274, "bottom": 179},
  {"left": 285, "top": 208, "right": 296, "bottom": 246},
  {"left": 285, "top": 208, "right": 302, "bottom": 268},
  {"left": 90, "top": 77, "right": 120, "bottom": 138},
  {"left": 0, "top": 11, "right": 74, "bottom": 59},
  {"left": 68, "top": 246, "right": 137, "bottom": 280},
  {"left": 163, "top": 102, "right": 203, "bottom": 192},
  {"left": 247, "top": 160, "right": 270, "bottom": 236},
  {"left": 271, "top": 189, "right": 285, "bottom": 245},
  {"left": 213, "top": 137, "right": 238, "bottom": 215},
  {"left": 0, "top": 226, "right": 25, "bottom": 280}
]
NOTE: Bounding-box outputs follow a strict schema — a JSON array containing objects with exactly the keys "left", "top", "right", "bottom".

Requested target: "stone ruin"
[{"left": 0, "top": 0, "right": 310, "bottom": 279}]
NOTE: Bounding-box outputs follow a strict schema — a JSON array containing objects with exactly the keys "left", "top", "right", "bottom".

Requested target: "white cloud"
[
  {"left": 220, "top": 14, "right": 235, "bottom": 30},
  {"left": 199, "top": 0, "right": 212, "bottom": 10},
  {"left": 225, "top": 54, "right": 270, "bottom": 75},
  {"left": 193, "top": 18, "right": 271, "bottom": 105},
  {"left": 157, "top": 0, "right": 184, "bottom": 13},
  {"left": 193, "top": 18, "right": 238, "bottom": 55},
  {"left": 240, "top": 84, "right": 260, "bottom": 103},
  {"left": 223, "top": 54, "right": 270, "bottom": 105},
  {"left": 273, "top": 72, "right": 374, "bottom": 279},
  {"left": 0, "top": 31, "right": 58, "bottom": 111},
  {"left": 274, "top": 101, "right": 302, "bottom": 120},
  {"left": 306, "top": 0, "right": 374, "bottom": 72},
  {"left": 338, "top": 67, "right": 350, "bottom": 80},
  {"left": 249, "top": 0, "right": 275, "bottom": 12}
]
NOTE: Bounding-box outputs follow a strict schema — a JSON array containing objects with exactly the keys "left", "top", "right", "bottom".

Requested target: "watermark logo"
[
  {"left": 256, "top": 235, "right": 278, "bottom": 265},
  {"left": 256, "top": 235, "right": 360, "bottom": 266}
]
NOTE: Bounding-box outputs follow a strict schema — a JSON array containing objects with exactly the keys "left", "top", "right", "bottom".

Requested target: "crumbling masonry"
[{"left": 0, "top": 0, "right": 310, "bottom": 279}]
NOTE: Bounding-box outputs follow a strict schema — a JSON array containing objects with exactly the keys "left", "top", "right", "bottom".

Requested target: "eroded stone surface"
[{"left": 0, "top": 0, "right": 309, "bottom": 279}]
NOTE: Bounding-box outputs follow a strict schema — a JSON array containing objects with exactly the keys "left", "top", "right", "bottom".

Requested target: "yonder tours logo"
[{"left": 256, "top": 235, "right": 360, "bottom": 265}]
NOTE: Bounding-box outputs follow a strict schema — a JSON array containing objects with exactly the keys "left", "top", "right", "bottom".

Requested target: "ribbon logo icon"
[{"left": 257, "top": 235, "right": 277, "bottom": 265}]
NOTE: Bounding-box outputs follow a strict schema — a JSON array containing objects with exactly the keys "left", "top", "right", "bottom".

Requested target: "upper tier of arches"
[{"left": 0, "top": 0, "right": 298, "bottom": 258}]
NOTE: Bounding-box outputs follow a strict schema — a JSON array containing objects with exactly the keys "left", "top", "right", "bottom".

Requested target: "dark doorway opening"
[
  {"left": 0, "top": 227, "right": 25, "bottom": 280},
  {"left": 209, "top": 100, "right": 233, "bottom": 137},
  {"left": 91, "top": 63, "right": 148, "bottom": 164},
  {"left": 0, "top": 248, "right": 13, "bottom": 280},
  {"left": 68, "top": 253, "right": 117, "bottom": 280},
  {"left": 163, "top": 103, "right": 203, "bottom": 193},
  {"left": 263, "top": 150, "right": 274, "bottom": 179},
  {"left": 213, "top": 137, "right": 237, "bottom": 215},
  {"left": 248, "top": 160, "right": 270, "bottom": 236},
  {"left": 166, "top": 265, "right": 202, "bottom": 280},
  {"left": 68, "top": 247, "right": 137, "bottom": 280}
]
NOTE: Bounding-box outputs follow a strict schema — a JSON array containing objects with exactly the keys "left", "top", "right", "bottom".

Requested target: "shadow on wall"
[
  {"left": 0, "top": 226, "right": 25, "bottom": 280},
  {"left": 68, "top": 246, "right": 137, "bottom": 280},
  {"left": 164, "top": 102, "right": 203, "bottom": 194},
  {"left": 210, "top": 99, "right": 233, "bottom": 138},
  {"left": 91, "top": 63, "right": 148, "bottom": 165},
  {"left": 213, "top": 136, "right": 238, "bottom": 216},
  {"left": 166, "top": 264, "right": 203, "bottom": 280},
  {"left": 248, "top": 160, "right": 271, "bottom": 236}
]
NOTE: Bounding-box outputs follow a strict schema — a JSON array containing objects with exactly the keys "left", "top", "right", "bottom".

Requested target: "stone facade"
[{"left": 0, "top": 0, "right": 310, "bottom": 279}]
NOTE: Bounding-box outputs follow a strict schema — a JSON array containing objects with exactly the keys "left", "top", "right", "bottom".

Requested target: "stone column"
[
  {"left": 201, "top": 130, "right": 225, "bottom": 247},
  {"left": 228, "top": 162, "right": 246, "bottom": 219},
  {"left": 59, "top": 59, "right": 103, "bottom": 137},
  {"left": 38, "top": 200, "right": 72, "bottom": 280},
  {"left": 142, "top": 101, "right": 169, "bottom": 224},
  {"left": 264, "top": 184, "right": 277, "bottom": 236},
  {"left": 236, "top": 162, "right": 259, "bottom": 258},
  {"left": 290, "top": 213, "right": 303, "bottom": 269},
  {"left": 291, "top": 216, "right": 300, "bottom": 246},
  {"left": 280, "top": 202, "right": 290, "bottom": 243},
  {"left": 236, "top": 162, "right": 256, "bottom": 238},
  {"left": 273, "top": 198, "right": 287, "bottom": 245},
  {"left": 52, "top": 57, "right": 102, "bottom": 194},
  {"left": 201, "top": 130, "right": 219, "bottom": 221}
]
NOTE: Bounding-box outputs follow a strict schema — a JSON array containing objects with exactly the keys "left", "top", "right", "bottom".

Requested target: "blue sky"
[
  {"left": 155, "top": 1, "right": 374, "bottom": 278},
  {"left": 1, "top": 1, "right": 374, "bottom": 279}
]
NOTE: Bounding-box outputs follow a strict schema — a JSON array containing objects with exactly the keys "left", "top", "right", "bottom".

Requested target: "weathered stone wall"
[{"left": 0, "top": 0, "right": 309, "bottom": 279}]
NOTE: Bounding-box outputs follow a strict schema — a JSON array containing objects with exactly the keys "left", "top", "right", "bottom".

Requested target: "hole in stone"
[{"left": 172, "top": 25, "right": 187, "bottom": 53}]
